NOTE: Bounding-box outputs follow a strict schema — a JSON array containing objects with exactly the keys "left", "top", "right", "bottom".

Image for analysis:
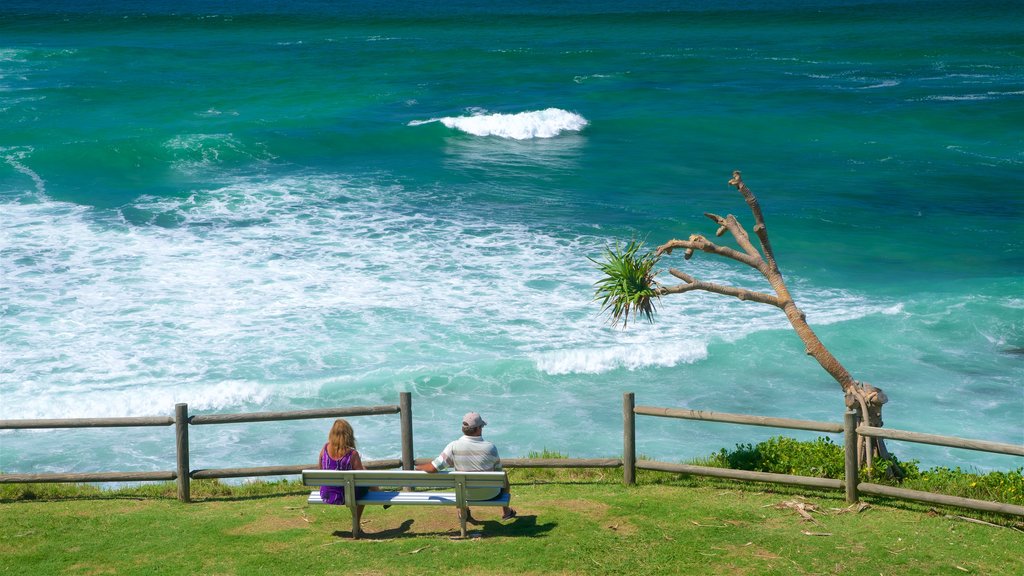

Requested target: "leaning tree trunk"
[
  {"left": 773, "top": 264, "right": 893, "bottom": 473},
  {"left": 652, "top": 171, "right": 896, "bottom": 475}
]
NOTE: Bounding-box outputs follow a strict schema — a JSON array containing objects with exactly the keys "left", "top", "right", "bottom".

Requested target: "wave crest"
[{"left": 409, "top": 108, "right": 588, "bottom": 139}]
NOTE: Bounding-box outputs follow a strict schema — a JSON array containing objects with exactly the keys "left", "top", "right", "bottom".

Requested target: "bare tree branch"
[
  {"left": 704, "top": 212, "right": 763, "bottom": 263},
  {"left": 660, "top": 268, "right": 782, "bottom": 307},
  {"left": 729, "top": 171, "right": 779, "bottom": 274},
  {"left": 655, "top": 235, "right": 761, "bottom": 269}
]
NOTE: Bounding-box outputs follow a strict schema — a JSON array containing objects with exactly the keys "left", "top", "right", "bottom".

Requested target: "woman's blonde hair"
[{"left": 324, "top": 418, "right": 356, "bottom": 459}]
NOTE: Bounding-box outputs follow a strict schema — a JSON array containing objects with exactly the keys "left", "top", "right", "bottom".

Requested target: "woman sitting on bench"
[{"left": 318, "top": 418, "right": 372, "bottom": 521}]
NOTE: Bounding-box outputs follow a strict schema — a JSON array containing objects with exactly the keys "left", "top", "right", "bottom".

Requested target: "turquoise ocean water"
[{"left": 2, "top": 1, "right": 1022, "bottom": 478}]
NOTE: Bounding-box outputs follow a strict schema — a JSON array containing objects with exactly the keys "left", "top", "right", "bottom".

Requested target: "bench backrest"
[{"left": 301, "top": 469, "right": 507, "bottom": 491}]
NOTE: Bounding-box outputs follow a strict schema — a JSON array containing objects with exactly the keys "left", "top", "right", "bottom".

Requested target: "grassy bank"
[{"left": 2, "top": 468, "right": 1022, "bottom": 575}]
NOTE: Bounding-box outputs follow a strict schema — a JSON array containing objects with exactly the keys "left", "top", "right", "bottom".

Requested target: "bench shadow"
[
  {"left": 332, "top": 518, "right": 415, "bottom": 540},
  {"left": 329, "top": 514, "right": 556, "bottom": 540},
  {"left": 471, "top": 514, "right": 556, "bottom": 538}
]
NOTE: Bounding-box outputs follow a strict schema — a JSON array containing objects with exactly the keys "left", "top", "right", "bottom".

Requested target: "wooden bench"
[{"left": 302, "top": 469, "right": 510, "bottom": 538}]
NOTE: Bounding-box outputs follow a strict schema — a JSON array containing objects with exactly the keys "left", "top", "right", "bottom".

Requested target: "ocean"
[{"left": 1, "top": 0, "right": 1022, "bottom": 479}]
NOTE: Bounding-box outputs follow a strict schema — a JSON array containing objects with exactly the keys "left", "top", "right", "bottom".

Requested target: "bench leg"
[
  {"left": 459, "top": 507, "right": 467, "bottom": 538},
  {"left": 351, "top": 506, "right": 360, "bottom": 539}
]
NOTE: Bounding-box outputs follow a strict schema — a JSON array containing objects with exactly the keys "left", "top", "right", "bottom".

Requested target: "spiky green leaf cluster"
[{"left": 590, "top": 239, "right": 660, "bottom": 328}]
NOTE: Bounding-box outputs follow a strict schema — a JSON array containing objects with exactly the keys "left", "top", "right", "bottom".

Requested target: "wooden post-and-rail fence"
[
  {"left": 1, "top": 391, "right": 1022, "bottom": 517},
  {"left": 0, "top": 393, "right": 416, "bottom": 503},
  {"left": 621, "top": 392, "right": 1024, "bottom": 518}
]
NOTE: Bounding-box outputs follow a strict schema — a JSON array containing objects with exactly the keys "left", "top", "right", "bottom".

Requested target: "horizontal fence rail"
[
  {"left": 637, "top": 460, "right": 844, "bottom": 491},
  {"left": 626, "top": 393, "right": 1024, "bottom": 518},
  {"left": 858, "top": 482, "right": 1024, "bottom": 517},
  {"left": 857, "top": 426, "right": 1024, "bottom": 457},
  {"left": 634, "top": 405, "right": 843, "bottom": 433},
  {"left": 0, "top": 471, "right": 177, "bottom": 484},
  {"left": 0, "top": 416, "right": 174, "bottom": 429}
]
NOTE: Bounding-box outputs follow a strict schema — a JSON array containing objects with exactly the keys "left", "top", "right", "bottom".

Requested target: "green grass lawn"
[{"left": 2, "top": 470, "right": 1022, "bottom": 575}]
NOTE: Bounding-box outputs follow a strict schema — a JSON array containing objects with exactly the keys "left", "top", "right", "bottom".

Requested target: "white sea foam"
[
  {"left": 921, "top": 94, "right": 992, "bottom": 101},
  {"left": 573, "top": 74, "right": 615, "bottom": 84},
  {"left": 409, "top": 108, "right": 589, "bottom": 139},
  {"left": 858, "top": 79, "right": 900, "bottom": 89},
  {"left": 916, "top": 90, "right": 1024, "bottom": 103},
  {"left": 5, "top": 380, "right": 273, "bottom": 421},
  {"left": 163, "top": 133, "right": 266, "bottom": 173},
  {"left": 0, "top": 49, "right": 28, "bottom": 63},
  {"left": 0, "top": 172, "right": 899, "bottom": 423},
  {"left": 533, "top": 341, "right": 708, "bottom": 375},
  {"left": 1, "top": 146, "right": 47, "bottom": 197},
  {"left": 945, "top": 145, "right": 1022, "bottom": 166},
  {"left": 881, "top": 303, "right": 904, "bottom": 315},
  {"left": 920, "top": 73, "right": 992, "bottom": 81}
]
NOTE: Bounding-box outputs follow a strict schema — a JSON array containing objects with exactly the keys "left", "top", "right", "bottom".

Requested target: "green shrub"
[
  {"left": 902, "top": 466, "right": 1024, "bottom": 506},
  {"left": 709, "top": 436, "right": 845, "bottom": 478},
  {"left": 706, "top": 436, "right": 1024, "bottom": 505}
]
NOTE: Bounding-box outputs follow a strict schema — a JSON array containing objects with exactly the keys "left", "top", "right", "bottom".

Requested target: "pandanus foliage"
[{"left": 590, "top": 239, "right": 660, "bottom": 328}]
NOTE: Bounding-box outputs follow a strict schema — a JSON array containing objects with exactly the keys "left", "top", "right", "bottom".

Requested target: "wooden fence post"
[
  {"left": 624, "top": 392, "right": 636, "bottom": 485},
  {"left": 175, "top": 403, "right": 190, "bottom": 503},
  {"left": 844, "top": 410, "right": 859, "bottom": 504},
  {"left": 400, "top": 392, "right": 413, "bottom": 470}
]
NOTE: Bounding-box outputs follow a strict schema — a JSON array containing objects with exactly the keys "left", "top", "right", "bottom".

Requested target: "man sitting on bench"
[{"left": 416, "top": 411, "right": 517, "bottom": 521}]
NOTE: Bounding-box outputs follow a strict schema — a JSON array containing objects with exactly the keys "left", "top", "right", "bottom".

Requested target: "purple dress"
[{"left": 319, "top": 444, "right": 366, "bottom": 505}]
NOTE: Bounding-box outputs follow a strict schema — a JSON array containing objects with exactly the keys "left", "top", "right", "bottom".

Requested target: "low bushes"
[{"left": 706, "top": 435, "right": 1024, "bottom": 505}]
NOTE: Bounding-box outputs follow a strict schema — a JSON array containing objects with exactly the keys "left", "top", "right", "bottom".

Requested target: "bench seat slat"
[
  {"left": 307, "top": 490, "right": 509, "bottom": 506},
  {"left": 302, "top": 469, "right": 506, "bottom": 489}
]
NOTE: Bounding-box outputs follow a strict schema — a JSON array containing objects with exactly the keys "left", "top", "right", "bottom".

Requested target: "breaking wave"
[{"left": 409, "top": 108, "right": 588, "bottom": 139}]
